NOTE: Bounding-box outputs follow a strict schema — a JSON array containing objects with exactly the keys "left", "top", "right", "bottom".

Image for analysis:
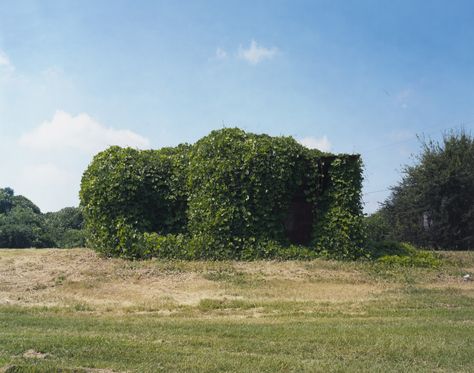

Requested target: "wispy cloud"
[
  {"left": 19, "top": 110, "right": 150, "bottom": 154},
  {"left": 298, "top": 136, "right": 332, "bottom": 152},
  {"left": 0, "top": 49, "right": 15, "bottom": 77},
  {"left": 0, "top": 50, "right": 12, "bottom": 68},
  {"left": 238, "top": 40, "right": 278, "bottom": 65}
]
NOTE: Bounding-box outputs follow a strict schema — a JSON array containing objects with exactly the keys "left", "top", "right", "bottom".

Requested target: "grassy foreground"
[{"left": 0, "top": 249, "right": 473, "bottom": 372}]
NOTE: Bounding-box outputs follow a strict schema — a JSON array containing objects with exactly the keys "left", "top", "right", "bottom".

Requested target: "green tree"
[
  {"left": 365, "top": 209, "right": 393, "bottom": 243},
  {"left": 44, "top": 207, "right": 86, "bottom": 248},
  {"left": 379, "top": 130, "right": 474, "bottom": 250},
  {"left": 0, "top": 187, "right": 14, "bottom": 214},
  {"left": 0, "top": 188, "right": 86, "bottom": 248},
  {"left": 0, "top": 188, "right": 54, "bottom": 248}
]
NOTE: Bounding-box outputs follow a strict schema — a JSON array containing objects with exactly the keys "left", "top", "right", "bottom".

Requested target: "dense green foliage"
[
  {"left": 366, "top": 240, "right": 441, "bottom": 268},
  {"left": 80, "top": 128, "right": 365, "bottom": 260},
  {"left": 186, "top": 129, "right": 321, "bottom": 258},
  {"left": 44, "top": 207, "right": 86, "bottom": 248},
  {"left": 0, "top": 188, "right": 84, "bottom": 248},
  {"left": 365, "top": 209, "right": 393, "bottom": 243},
  {"left": 370, "top": 131, "right": 474, "bottom": 250},
  {"left": 80, "top": 145, "right": 189, "bottom": 257},
  {"left": 0, "top": 188, "right": 53, "bottom": 248},
  {"left": 312, "top": 156, "right": 366, "bottom": 258}
]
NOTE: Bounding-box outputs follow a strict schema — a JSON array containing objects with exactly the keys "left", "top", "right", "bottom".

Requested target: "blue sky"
[{"left": 1, "top": 0, "right": 474, "bottom": 212}]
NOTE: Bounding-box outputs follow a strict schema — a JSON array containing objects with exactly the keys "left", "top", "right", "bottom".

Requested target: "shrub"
[
  {"left": 374, "top": 242, "right": 442, "bottom": 268},
  {"left": 366, "top": 240, "right": 412, "bottom": 258},
  {"left": 377, "top": 251, "right": 442, "bottom": 268}
]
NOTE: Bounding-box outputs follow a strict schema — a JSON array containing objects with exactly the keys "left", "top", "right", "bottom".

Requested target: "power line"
[
  {"left": 363, "top": 188, "right": 390, "bottom": 196},
  {"left": 358, "top": 119, "right": 474, "bottom": 154}
]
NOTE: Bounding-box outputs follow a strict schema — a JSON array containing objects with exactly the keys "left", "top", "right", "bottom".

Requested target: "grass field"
[{"left": 0, "top": 249, "right": 473, "bottom": 372}]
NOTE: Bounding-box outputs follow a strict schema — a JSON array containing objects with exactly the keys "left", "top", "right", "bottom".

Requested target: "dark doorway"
[{"left": 284, "top": 190, "right": 313, "bottom": 245}]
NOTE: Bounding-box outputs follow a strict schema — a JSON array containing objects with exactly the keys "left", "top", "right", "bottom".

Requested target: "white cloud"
[
  {"left": 0, "top": 49, "right": 152, "bottom": 212},
  {"left": 10, "top": 110, "right": 151, "bottom": 211},
  {"left": 0, "top": 50, "right": 12, "bottom": 68},
  {"left": 215, "top": 48, "right": 227, "bottom": 60},
  {"left": 298, "top": 136, "right": 332, "bottom": 152},
  {"left": 0, "top": 50, "right": 15, "bottom": 77},
  {"left": 19, "top": 110, "right": 150, "bottom": 154},
  {"left": 238, "top": 40, "right": 278, "bottom": 65}
]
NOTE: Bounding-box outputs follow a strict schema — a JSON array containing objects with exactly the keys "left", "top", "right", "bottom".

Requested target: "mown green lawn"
[{"left": 0, "top": 250, "right": 473, "bottom": 372}]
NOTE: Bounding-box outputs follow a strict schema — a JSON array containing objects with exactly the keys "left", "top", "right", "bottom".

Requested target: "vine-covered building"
[{"left": 80, "top": 128, "right": 365, "bottom": 259}]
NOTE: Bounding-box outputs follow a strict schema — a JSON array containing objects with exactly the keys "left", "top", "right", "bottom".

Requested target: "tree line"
[{"left": 0, "top": 187, "right": 85, "bottom": 248}]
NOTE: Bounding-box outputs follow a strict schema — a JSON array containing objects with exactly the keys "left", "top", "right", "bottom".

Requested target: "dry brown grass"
[
  {"left": 0, "top": 248, "right": 472, "bottom": 314},
  {"left": 0, "top": 249, "right": 221, "bottom": 310}
]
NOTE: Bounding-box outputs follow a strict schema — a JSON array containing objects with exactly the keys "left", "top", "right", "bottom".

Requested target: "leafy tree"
[
  {"left": 0, "top": 187, "right": 14, "bottom": 214},
  {"left": 44, "top": 207, "right": 86, "bottom": 248},
  {"left": 0, "top": 188, "right": 54, "bottom": 248},
  {"left": 12, "top": 195, "right": 42, "bottom": 213},
  {"left": 376, "top": 130, "right": 474, "bottom": 250}
]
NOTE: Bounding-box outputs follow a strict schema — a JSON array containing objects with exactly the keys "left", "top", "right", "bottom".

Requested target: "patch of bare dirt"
[{"left": 22, "top": 349, "right": 51, "bottom": 359}]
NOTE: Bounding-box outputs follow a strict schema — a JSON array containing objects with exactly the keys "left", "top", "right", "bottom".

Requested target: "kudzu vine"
[{"left": 80, "top": 128, "right": 365, "bottom": 259}]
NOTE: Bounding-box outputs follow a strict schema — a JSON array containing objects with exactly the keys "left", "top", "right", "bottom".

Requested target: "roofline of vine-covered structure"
[{"left": 80, "top": 128, "right": 366, "bottom": 260}]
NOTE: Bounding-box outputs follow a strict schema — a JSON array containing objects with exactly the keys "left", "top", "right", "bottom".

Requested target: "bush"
[
  {"left": 370, "top": 241, "right": 442, "bottom": 268},
  {"left": 366, "top": 240, "right": 412, "bottom": 258},
  {"left": 377, "top": 251, "right": 442, "bottom": 268}
]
